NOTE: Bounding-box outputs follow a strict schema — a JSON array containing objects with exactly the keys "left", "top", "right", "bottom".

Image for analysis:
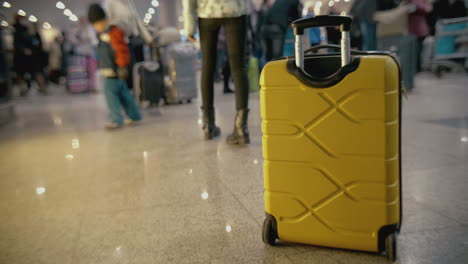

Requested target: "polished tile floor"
[{"left": 1, "top": 73, "right": 467, "bottom": 264}]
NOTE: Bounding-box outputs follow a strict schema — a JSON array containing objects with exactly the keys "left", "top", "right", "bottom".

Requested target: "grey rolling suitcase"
[
  {"left": 133, "top": 61, "right": 164, "bottom": 107},
  {"left": 161, "top": 42, "right": 198, "bottom": 104}
]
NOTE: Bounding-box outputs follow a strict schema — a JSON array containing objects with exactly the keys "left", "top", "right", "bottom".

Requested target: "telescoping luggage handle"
[{"left": 292, "top": 15, "right": 353, "bottom": 70}]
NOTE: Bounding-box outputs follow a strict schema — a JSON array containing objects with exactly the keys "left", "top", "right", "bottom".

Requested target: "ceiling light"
[
  {"left": 2, "top": 1, "right": 11, "bottom": 8},
  {"left": 69, "top": 14, "right": 78, "bottom": 22},
  {"left": 53, "top": 117, "right": 62, "bottom": 125},
  {"left": 64, "top": 8, "right": 72, "bottom": 16},
  {"left": 152, "top": 0, "right": 159, "bottom": 7},
  {"left": 143, "top": 17, "right": 150, "bottom": 24},
  {"left": 314, "top": 1, "right": 323, "bottom": 15},
  {"left": 148, "top": 7, "right": 155, "bottom": 14},
  {"left": 145, "top": 13, "right": 152, "bottom": 20},
  {"left": 178, "top": 16, "right": 184, "bottom": 22},
  {"left": 56, "top": 1, "right": 65, "bottom": 9},
  {"left": 329, "top": 1, "right": 334, "bottom": 7},
  {"left": 1, "top": 20, "right": 8, "bottom": 27},
  {"left": 17, "top": 9, "right": 26, "bottom": 16},
  {"left": 42, "top": 22, "right": 51, "bottom": 29},
  {"left": 29, "top": 15, "right": 37, "bottom": 23}
]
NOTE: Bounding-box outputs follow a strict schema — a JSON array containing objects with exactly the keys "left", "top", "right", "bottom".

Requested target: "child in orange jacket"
[{"left": 88, "top": 3, "right": 141, "bottom": 129}]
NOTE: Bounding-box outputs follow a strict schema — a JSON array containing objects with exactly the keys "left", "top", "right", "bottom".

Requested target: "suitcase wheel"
[
  {"left": 262, "top": 218, "right": 277, "bottom": 246},
  {"left": 385, "top": 232, "right": 397, "bottom": 262}
]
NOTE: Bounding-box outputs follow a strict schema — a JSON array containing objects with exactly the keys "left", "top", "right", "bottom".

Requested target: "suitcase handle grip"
[
  {"left": 292, "top": 15, "right": 352, "bottom": 35},
  {"left": 292, "top": 16, "right": 352, "bottom": 69},
  {"left": 305, "top": 44, "right": 366, "bottom": 55}
]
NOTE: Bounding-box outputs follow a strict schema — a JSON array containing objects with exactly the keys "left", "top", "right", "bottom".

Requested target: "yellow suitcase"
[{"left": 260, "top": 16, "right": 402, "bottom": 261}]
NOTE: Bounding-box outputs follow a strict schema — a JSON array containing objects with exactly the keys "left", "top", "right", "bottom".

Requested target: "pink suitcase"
[{"left": 67, "top": 56, "right": 89, "bottom": 93}]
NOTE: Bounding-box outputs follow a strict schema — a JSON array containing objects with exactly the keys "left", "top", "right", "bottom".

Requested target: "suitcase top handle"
[
  {"left": 291, "top": 15, "right": 352, "bottom": 35},
  {"left": 292, "top": 15, "right": 353, "bottom": 69}
]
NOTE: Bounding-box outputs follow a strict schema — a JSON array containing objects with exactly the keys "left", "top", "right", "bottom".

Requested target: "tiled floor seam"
[
  {"left": 84, "top": 197, "right": 222, "bottom": 216},
  {"left": 414, "top": 200, "right": 468, "bottom": 228},
  {"left": 69, "top": 213, "right": 85, "bottom": 264},
  {"left": 213, "top": 169, "right": 264, "bottom": 227},
  {"left": 285, "top": 250, "right": 342, "bottom": 264},
  {"left": 284, "top": 253, "right": 297, "bottom": 264},
  {"left": 404, "top": 142, "right": 467, "bottom": 162},
  {"left": 403, "top": 159, "right": 467, "bottom": 177},
  {"left": 400, "top": 225, "right": 464, "bottom": 235},
  {"left": 79, "top": 177, "right": 232, "bottom": 216}
]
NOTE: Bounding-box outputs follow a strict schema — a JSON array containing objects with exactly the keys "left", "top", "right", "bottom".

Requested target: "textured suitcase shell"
[{"left": 261, "top": 54, "right": 401, "bottom": 253}]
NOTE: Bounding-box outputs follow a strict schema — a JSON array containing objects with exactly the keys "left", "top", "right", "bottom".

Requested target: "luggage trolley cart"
[
  {"left": 432, "top": 17, "right": 468, "bottom": 77},
  {"left": 260, "top": 15, "right": 403, "bottom": 261}
]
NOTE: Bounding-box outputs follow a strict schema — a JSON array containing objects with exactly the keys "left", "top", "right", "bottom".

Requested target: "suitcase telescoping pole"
[{"left": 292, "top": 15, "right": 353, "bottom": 70}]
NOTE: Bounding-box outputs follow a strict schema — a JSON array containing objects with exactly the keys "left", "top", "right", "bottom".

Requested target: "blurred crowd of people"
[
  {"left": 6, "top": 0, "right": 468, "bottom": 97},
  {"left": 2, "top": 0, "right": 467, "bottom": 135},
  {"left": 12, "top": 14, "right": 49, "bottom": 95},
  {"left": 370, "top": 0, "right": 467, "bottom": 72},
  {"left": 10, "top": 13, "right": 99, "bottom": 96}
]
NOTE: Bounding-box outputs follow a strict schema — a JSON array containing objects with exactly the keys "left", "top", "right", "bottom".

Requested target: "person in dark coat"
[
  {"left": 13, "top": 15, "right": 31, "bottom": 96},
  {"left": 13, "top": 16, "right": 48, "bottom": 95},
  {"left": 433, "top": 0, "right": 467, "bottom": 19},
  {"left": 325, "top": 7, "right": 341, "bottom": 46},
  {"left": 258, "top": 0, "right": 302, "bottom": 62},
  {"left": 349, "top": 0, "right": 378, "bottom": 50},
  {"left": 29, "top": 23, "right": 48, "bottom": 94}
]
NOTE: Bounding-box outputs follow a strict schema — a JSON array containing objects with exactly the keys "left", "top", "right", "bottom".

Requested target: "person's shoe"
[
  {"left": 125, "top": 119, "right": 141, "bottom": 126},
  {"left": 223, "top": 86, "right": 234, "bottom": 94},
  {"left": 38, "top": 88, "right": 48, "bottom": 95},
  {"left": 19, "top": 87, "right": 29, "bottom": 97},
  {"left": 202, "top": 107, "right": 221, "bottom": 140},
  {"left": 226, "top": 109, "right": 250, "bottom": 145},
  {"left": 105, "top": 123, "right": 123, "bottom": 130}
]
